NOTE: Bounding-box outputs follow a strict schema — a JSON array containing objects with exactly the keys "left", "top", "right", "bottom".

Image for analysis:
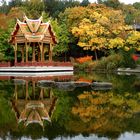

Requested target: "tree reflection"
[{"left": 70, "top": 90, "right": 140, "bottom": 138}]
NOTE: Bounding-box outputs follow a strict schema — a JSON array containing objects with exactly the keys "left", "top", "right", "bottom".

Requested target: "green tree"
[
  {"left": 52, "top": 20, "right": 70, "bottom": 56},
  {"left": 0, "top": 27, "right": 14, "bottom": 62},
  {"left": 44, "top": 0, "right": 80, "bottom": 17},
  {"left": 80, "top": 0, "right": 90, "bottom": 6},
  {"left": 97, "top": 0, "right": 103, "bottom": 4},
  {"left": 103, "top": 0, "right": 121, "bottom": 9},
  {"left": 133, "top": 2, "right": 140, "bottom": 10},
  {"left": 8, "top": 0, "right": 23, "bottom": 8},
  {"left": 23, "top": 0, "right": 45, "bottom": 18},
  {"left": 121, "top": 4, "right": 137, "bottom": 25},
  {"left": 0, "top": 0, "right": 9, "bottom": 14}
]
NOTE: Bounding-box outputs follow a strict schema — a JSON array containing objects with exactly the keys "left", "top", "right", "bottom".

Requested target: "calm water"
[{"left": 0, "top": 72, "right": 140, "bottom": 140}]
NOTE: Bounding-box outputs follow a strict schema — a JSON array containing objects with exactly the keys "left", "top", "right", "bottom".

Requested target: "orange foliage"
[
  {"left": 0, "top": 13, "right": 8, "bottom": 29},
  {"left": 132, "top": 54, "right": 139, "bottom": 61},
  {"left": 76, "top": 56, "right": 93, "bottom": 63},
  {"left": 77, "top": 77, "right": 92, "bottom": 83}
]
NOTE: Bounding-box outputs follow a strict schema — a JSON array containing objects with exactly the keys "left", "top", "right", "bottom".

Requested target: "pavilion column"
[
  {"left": 25, "top": 42, "right": 28, "bottom": 63},
  {"left": 32, "top": 43, "right": 36, "bottom": 62},
  {"left": 42, "top": 45, "right": 44, "bottom": 62},
  {"left": 21, "top": 46, "right": 24, "bottom": 63},
  {"left": 40, "top": 43, "right": 44, "bottom": 62},
  {"left": 14, "top": 43, "right": 17, "bottom": 64},
  {"left": 40, "top": 88, "right": 44, "bottom": 100},
  {"left": 38, "top": 47, "right": 41, "bottom": 62},
  {"left": 49, "top": 43, "right": 53, "bottom": 62},
  {"left": 32, "top": 81, "right": 36, "bottom": 98},
  {"left": 25, "top": 81, "right": 29, "bottom": 100},
  {"left": 50, "top": 89, "right": 53, "bottom": 99},
  {"left": 14, "top": 84, "right": 18, "bottom": 100}
]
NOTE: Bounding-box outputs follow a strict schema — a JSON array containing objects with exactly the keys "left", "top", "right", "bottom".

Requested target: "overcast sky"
[{"left": 1, "top": 0, "right": 140, "bottom": 5}]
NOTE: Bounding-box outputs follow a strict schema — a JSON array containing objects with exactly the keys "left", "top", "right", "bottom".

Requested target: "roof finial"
[
  {"left": 17, "top": 18, "right": 21, "bottom": 23},
  {"left": 39, "top": 15, "right": 43, "bottom": 21}
]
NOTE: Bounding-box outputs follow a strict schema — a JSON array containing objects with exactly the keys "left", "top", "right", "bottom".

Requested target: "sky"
[{"left": 1, "top": 0, "right": 140, "bottom": 5}]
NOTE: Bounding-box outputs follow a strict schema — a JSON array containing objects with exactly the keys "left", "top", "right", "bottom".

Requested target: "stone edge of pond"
[{"left": 37, "top": 80, "right": 113, "bottom": 91}]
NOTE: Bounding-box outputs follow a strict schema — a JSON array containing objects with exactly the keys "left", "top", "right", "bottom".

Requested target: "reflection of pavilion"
[{"left": 11, "top": 79, "right": 57, "bottom": 128}]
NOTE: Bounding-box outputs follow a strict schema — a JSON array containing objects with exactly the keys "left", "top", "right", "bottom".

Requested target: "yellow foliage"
[
  {"left": 124, "top": 46, "right": 130, "bottom": 51},
  {"left": 136, "top": 47, "right": 140, "bottom": 51},
  {"left": 70, "top": 5, "right": 131, "bottom": 52},
  {"left": 71, "top": 90, "right": 140, "bottom": 124},
  {"left": 62, "top": 4, "right": 139, "bottom": 52},
  {"left": 109, "top": 38, "right": 124, "bottom": 49}
]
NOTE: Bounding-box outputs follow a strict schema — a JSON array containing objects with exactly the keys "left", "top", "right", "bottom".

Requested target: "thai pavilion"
[{"left": 9, "top": 15, "right": 57, "bottom": 65}]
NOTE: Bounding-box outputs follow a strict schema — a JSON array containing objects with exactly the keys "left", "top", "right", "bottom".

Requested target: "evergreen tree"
[
  {"left": 102, "top": 0, "right": 121, "bottom": 9},
  {"left": 97, "top": 0, "right": 103, "bottom": 4},
  {"left": 43, "top": 0, "right": 80, "bottom": 17},
  {"left": 0, "top": 0, "right": 9, "bottom": 14},
  {"left": 23, "top": 0, "right": 45, "bottom": 18},
  {"left": 80, "top": 0, "right": 90, "bottom": 6},
  {"left": 133, "top": 2, "right": 140, "bottom": 10},
  {"left": 8, "top": 0, "right": 23, "bottom": 7}
]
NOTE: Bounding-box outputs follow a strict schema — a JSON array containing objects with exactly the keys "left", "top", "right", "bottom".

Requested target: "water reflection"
[
  {"left": 71, "top": 90, "right": 140, "bottom": 138},
  {"left": 0, "top": 73, "right": 140, "bottom": 139},
  {"left": 11, "top": 79, "right": 57, "bottom": 129}
]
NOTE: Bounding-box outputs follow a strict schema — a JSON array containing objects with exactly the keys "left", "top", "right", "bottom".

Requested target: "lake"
[{"left": 0, "top": 72, "right": 140, "bottom": 140}]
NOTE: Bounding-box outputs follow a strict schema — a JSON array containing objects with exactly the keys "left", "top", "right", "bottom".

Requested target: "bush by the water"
[
  {"left": 119, "top": 49, "right": 136, "bottom": 68},
  {"left": 74, "top": 50, "right": 136, "bottom": 71},
  {"left": 93, "top": 54, "right": 123, "bottom": 71}
]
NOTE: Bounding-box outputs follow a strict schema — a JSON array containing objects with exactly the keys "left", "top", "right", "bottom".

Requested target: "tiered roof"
[
  {"left": 12, "top": 97, "right": 57, "bottom": 128},
  {"left": 10, "top": 16, "right": 57, "bottom": 44},
  {"left": 19, "top": 101, "right": 51, "bottom": 127}
]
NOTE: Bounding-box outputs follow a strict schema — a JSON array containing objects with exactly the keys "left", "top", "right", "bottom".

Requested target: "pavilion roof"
[
  {"left": 18, "top": 102, "right": 51, "bottom": 127},
  {"left": 9, "top": 16, "right": 57, "bottom": 44}
]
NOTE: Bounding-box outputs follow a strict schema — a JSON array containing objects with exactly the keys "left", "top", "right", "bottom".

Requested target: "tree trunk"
[{"left": 94, "top": 50, "right": 98, "bottom": 60}]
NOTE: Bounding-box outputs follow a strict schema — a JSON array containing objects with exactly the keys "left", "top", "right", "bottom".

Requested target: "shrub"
[
  {"left": 75, "top": 56, "right": 93, "bottom": 63},
  {"left": 136, "top": 58, "right": 140, "bottom": 65},
  {"left": 119, "top": 49, "right": 136, "bottom": 68},
  {"left": 74, "top": 61, "right": 91, "bottom": 71},
  {"left": 93, "top": 54, "right": 122, "bottom": 71},
  {"left": 132, "top": 54, "right": 140, "bottom": 65}
]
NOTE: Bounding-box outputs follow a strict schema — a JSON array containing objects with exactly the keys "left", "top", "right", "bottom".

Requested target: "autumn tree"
[
  {"left": 59, "top": 5, "right": 136, "bottom": 59},
  {"left": 70, "top": 5, "right": 132, "bottom": 59},
  {"left": 126, "top": 31, "right": 140, "bottom": 51}
]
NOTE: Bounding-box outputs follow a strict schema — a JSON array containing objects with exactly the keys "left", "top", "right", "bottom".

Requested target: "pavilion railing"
[
  {"left": 14, "top": 61, "right": 73, "bottom": 67},
  {"left": 0, "top": 61, "right": 73, "bottom": 67},
  {"left": 14, "top": 75, "right": 73, "bottom": 81},
  {"left": 0, "top": 62, "right": 11, "bottom": 67}
]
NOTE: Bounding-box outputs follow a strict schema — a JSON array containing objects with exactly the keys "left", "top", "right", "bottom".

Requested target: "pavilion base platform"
[{"left": 0, "top": 66, "right": 73, "bottom": 77}]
